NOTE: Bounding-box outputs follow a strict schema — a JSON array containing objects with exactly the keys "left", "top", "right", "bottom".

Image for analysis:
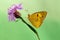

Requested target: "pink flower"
[{"left": 8, "top": 3, "right": 22, "bottom": 21}]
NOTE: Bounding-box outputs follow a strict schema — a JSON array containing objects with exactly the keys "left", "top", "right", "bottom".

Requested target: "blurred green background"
[{"left": 0, "top": 0, "right": 60, "bottom": 40}]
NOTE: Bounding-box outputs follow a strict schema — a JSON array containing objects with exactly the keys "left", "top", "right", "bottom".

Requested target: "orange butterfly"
[{"left": 28, "top": 11, "right": 47, "bottom": 28}]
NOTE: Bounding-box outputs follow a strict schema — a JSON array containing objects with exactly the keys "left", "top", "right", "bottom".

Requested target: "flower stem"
[{"left": 19, "top": 16, "right": 40, "bottom": 40}]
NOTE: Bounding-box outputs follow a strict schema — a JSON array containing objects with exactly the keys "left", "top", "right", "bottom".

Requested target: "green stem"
[{"left": 19, "top": 16, "right": 40, "bottom": 40}]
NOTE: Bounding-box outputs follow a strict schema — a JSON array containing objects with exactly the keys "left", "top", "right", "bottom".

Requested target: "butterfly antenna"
[{"left": 24, "top": 9, "right": 30, "bottom": 13}]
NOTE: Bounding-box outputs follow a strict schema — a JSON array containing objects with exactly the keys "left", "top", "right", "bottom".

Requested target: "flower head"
[{"left": 8, "top": 3, "right": 22, "bottom": 21}]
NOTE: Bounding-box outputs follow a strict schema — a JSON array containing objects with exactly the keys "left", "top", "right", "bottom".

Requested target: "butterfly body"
[{"left": 28, "top": 11, "right": 47, "bottom": 28}]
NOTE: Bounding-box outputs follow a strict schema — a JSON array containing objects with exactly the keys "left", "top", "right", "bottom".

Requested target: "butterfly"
[{"left": 28, "top": 11, "right": 47, "bottom": 28}]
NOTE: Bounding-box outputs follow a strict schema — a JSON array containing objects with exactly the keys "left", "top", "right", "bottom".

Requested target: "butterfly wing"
[{"left": 28, "top": 11, "right": 47, "bottom": 28}]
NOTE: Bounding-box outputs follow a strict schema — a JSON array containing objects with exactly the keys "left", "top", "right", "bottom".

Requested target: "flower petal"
[
  {"left": 8, "top": 13, "right": 16, "bottom": 21},
  {"left": 16, "top": 4, "right": 23, "bottom": 9},
  {"left": 8, "top": 3, "right": 23, "bottom": 21}
]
